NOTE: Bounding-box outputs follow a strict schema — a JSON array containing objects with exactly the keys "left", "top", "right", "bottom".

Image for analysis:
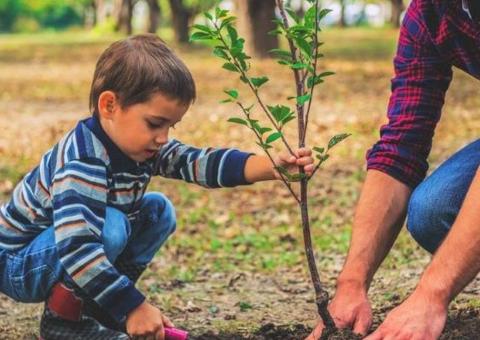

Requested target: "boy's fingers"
[
  {"left": 297, "top": 148, "right": 312, "bottom": 157},
  {"left": 162, "top": 315, "right": 175, "bottom": 328},
  {"left": 154, "top": 328, "right": 165, "bottom": 340},
  {"left": 304, "top": 164, "right": 314, "bottom": 172},
  {"left": 296, "top": 157, "right": 314, "bottom": 166}
]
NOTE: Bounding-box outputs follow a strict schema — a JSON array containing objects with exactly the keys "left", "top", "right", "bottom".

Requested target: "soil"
[{"left": 440, "top": 308, "right": 480, "bottom": 340}]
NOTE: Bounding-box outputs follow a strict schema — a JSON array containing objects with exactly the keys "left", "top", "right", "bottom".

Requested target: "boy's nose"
[{"left": 154, "top": 133, "right": 168, "bottom": 146}]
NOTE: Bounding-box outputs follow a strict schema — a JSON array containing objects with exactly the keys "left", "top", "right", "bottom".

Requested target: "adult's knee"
[
  {"left": 406, "top": 184, "right": 449, "bottom": 253},
  {"left": 102, "top": 207, "right": 131, "bottom": 262}
]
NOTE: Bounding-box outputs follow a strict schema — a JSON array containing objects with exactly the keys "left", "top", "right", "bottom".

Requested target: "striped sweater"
[{"left": 0, "top": 116, "right": 251, "bottom": 322}]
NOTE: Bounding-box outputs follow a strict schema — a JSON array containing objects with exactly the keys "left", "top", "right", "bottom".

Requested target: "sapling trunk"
[{"left": 191, "top": 1, "right": 351, "bottom": 336}]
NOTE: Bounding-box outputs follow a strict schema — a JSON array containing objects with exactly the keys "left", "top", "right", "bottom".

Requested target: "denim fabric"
[
  {"left": 0, "top": 192, "right": 176, "bottom": 303},
  {"left": 407, "top": 139, "right": 480, "bottom": 253}
]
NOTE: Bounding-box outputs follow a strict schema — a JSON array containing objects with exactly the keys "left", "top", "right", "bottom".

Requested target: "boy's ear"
[{"left": 98, "top": 91, "right": 118, "bottom": 120}]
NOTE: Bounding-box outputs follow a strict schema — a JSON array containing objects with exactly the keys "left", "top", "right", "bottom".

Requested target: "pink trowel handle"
[{"left": 165, "top": 326, "right": 188, "bottom": 340}]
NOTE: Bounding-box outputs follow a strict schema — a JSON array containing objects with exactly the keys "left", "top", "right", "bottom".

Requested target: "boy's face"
[{"left": 99, "top": 92, "right": 188, "bottom": 162}]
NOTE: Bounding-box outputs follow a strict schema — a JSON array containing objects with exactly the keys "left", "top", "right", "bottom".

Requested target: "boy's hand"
[
  {"left": 274, "top": 147, "right": 314, "bottom": 180},
  {"left": 126, "top": 301, "right": 174, "bottom": 340}
]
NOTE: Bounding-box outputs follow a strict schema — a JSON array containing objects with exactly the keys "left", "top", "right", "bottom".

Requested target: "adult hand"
[
  {"left": 126, "top": 301, "right": 174, "bottom": 340},
  {"left": 364, "top": 290, "right": 447, "bottom": 340},
  {"left": 305, "top": 282, "right": 372, "bottom": 339}
]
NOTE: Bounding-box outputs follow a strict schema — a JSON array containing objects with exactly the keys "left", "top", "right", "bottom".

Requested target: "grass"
[{"left": 0, "top": 27, "right": 479, "bottom": 335}]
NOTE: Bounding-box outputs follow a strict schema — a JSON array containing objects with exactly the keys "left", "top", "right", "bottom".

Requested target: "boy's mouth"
[{"left": 145, "top": 149, "right": 158, "bottom": 157}]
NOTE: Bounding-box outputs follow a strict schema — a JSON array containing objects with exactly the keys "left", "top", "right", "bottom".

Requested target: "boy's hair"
[{"left": 89, "top": 34, "right": 196, "bottom": 115}]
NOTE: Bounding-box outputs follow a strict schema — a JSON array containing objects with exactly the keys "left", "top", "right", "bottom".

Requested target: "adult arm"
[
  {"left": 309, "top": 0, "right": 453, "bottom": 337},
  {"left": 365, "top": 167, "right": 480, "bottom": 340}
]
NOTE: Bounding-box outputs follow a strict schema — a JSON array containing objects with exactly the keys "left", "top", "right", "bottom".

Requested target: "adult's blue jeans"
[
  {"left": 407, "top": 139, "right": 480, "bottom": 253},
  {"left": 0, "top": 192, "right": 176, "bottom": 303}
]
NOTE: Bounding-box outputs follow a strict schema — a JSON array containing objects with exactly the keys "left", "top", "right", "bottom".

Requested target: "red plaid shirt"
[{"left": 366, "top": 0, "right": 479, "bottom": 188}]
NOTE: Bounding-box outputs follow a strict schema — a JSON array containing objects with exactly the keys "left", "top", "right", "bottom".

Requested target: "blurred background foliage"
[{"left": 1, "top": 1, "right": 408, "bottom": 52}]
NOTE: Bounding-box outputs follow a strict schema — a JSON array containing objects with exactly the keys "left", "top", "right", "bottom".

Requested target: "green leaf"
[
  {"left": 269, "top": 48, "right": 292, "bottom": 59},
  {"left": 258, "top": 127, "right": 272, "bottom": 135},
  {"left": 319, "top": 71, "right": 335, "bottom": 78},
  {"left": 286, "top": 8, "right": 300, "bottom": 23},
  {"left": 220, "top": 16, "right": 236, "bottom": 30},
  {"left": 295, "top": 38, "right": 312, "bottom": 56},
  {"left": 266, "top": 132, "right": 282, "bottom": 144},
  {"left": 228, "top": 117, "right": 248, "bottom": 126},
  {"left": 256, "top": 141, "right": 273, "bottom": 150},
  {"left": 297, "top": 94, "right": 311, "bottom": 105},
  {"left": 307, "top": 75, "right": 324, "bottom": 88},
  {"left": 250, "top": 76, "right": 269, "bottom": 88},
  {"left": 192, "top": 24, "right": 211, "bottom": 33},
  {"left": 268, "top": 28, "right": 282, "bottom": 36},
  {"left": 219, "top": 98, "right": 232, "bottom": 104},
  {"left": 227, "top": 25, "right": 238, "bottom": 43},
  {"left": 275, "top": 165, "right": 290, "bottom": 176},
  {"left": 267, "top": 105, "right": 292, "bottom": 123},
  {"left": 204, "top": 12, "right": 213, "bottom": 21},
  {"left": 224, "top": 89, "right": 238, "bottom": 99},
  {"left": 318, "top": 8, "right": 332, "bottom": 21},
  {"left": 289, "top": 173, "right": 306, "bottom": 182},
  {"left": 304, "top": 6, "right": 317, "bottom": 29},
  {"left": 313, "top": 146, "right": 325, "bottom": 154},
  {"left": 215, "top": 7, "right": 228, "bottom": 18},
  {"left": 213, "top": 47, "right": 229, "bottom": 60},
  {"left": 190, "top": 31, "right": 211, "bottom": 42},
  {"left": 290, "top": 62, "right": 309, "bottom": 70},
  {"left": 316, "top": 154, "right": 330, "bottom": 163},
  {"left": 327, "top": 133, "right": 351, "bottom": 150},
  {"left": 222, "top": 62, "right": 238, "bottom": 72},
  {"left": 280, "top": 114, "right": 296, "bottom": 125}
]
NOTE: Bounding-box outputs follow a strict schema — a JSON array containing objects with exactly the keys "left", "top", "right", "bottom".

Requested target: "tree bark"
[
  {"left": 390, "top": 0, "right": 404, "bottom": 28},
  {"left": 236, "top": 0, "right": 279, "bottom": 58},
  {"left": 115, "top": 0, "right": 133, "bottom": 35},
  {"left": 338, "top": 0, "right": 346, "bottom": 27},
  {"left": 146, "top": 0, "right": 161, "bottom": 33},
  {"left": 168, "top": 0, "right": 192, "bottom": 43}
]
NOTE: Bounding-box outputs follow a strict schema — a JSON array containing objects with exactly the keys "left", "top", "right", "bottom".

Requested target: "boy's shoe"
[{"left": 39, "top": 283, "right": 129, "bottom": 340}]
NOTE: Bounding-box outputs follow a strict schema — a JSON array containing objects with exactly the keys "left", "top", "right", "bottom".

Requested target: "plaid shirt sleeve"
[{"left": 366, "top": 0, "right": 453, "bottom": 188}]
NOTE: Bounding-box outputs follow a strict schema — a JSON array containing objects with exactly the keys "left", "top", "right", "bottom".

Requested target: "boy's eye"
[
  {"left": 146, "top": 120, "right": 165, "bottom": 129},
  {"left": 146, "top": 119, "right": 177, "bottom": 130}
]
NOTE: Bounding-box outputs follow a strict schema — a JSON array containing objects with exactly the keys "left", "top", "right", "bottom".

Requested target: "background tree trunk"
[
  {"left": 168, "top": 0, "right": 191, "bottom": 43},
  {"left": 236, "top": 0, "right": 279, "bottom": 58},
  {"left": 390, "top": 0, "right": 404, "bottom": 28},
  {"left": 146, "top": 0, "right": 161, "bottom": 33},
  {"left": 338, "top": 0, "right": 346, "bottom": 27},
  {"left": 115, "top": 0, "right": 133, "bottom": 35}
]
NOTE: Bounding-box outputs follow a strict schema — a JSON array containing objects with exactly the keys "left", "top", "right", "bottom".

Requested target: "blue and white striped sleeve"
[
  {"left": 51, "top": 158, "right": 145, "bottom": 322},
  {"left": 152, "top": 139, "right": 253, "bottom": 188}
]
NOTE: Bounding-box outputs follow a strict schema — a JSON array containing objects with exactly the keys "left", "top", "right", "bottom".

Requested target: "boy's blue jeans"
[
  {"left": 407, "top": 139, "right": 480, "bottom": 253},
  {"left": 0, "top": 192, "right": 176, "bottom": 303}
]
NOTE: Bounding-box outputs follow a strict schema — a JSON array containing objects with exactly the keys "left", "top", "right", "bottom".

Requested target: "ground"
[{"left": 0, "top": 27, "right": 479, "bottom": 339}]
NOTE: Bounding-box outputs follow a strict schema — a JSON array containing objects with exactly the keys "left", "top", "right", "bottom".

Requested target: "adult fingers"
[
  {"left": 305, "top": 322, "right": 324, "bottom": 340},
  {"left": 352, "top": 312, "right": 372, "bottom": 336}
]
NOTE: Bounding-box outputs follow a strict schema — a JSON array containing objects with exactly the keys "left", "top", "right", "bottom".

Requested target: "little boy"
[{"left": 0, "top": 34, "right": 314, "bottom": 339}]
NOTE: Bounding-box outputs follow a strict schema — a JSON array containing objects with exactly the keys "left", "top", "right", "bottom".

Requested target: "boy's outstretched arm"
[
  {"left": 153, "top": 139, "right": 313, "bottom": 187},
  {"left": 244, "top": 148, "right": 314, "bottom": 183}
]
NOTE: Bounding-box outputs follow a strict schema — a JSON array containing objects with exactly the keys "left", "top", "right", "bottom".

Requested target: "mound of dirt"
[{"left": 193, "top": 323, "right": 362, "bottom": 340}]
